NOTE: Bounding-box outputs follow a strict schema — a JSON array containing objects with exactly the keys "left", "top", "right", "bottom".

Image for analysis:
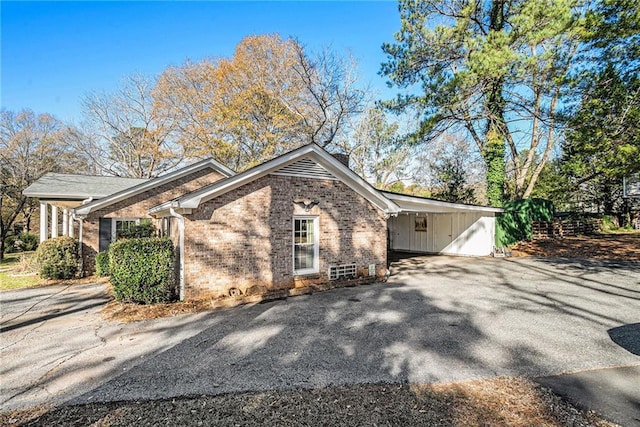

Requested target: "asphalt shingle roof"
[{"left": 23, "top": 173, "right": 148, "bottom": 199}]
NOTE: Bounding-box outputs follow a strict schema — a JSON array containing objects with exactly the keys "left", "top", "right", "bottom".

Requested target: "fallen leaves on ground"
[
  {"left": 1, "top": 377, "right": 615, "bottom": 427},
  {"left": 510, "top": 233, "right": 640, "bottom": 261},
  {"left": 101, "top": 297, "right": 214, "bottom": 323}
]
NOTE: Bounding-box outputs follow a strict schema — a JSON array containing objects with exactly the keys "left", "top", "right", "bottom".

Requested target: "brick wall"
[
  {"left": 182, "top": 174, "right": 388, "bottom": 300},
  {"left": 81, "top": 168, "right": 225, "bottom": 274}
]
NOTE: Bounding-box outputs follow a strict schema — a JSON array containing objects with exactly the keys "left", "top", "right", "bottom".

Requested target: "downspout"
[{"left": 169, "top": 207, "right": 186, "bottom": 301}]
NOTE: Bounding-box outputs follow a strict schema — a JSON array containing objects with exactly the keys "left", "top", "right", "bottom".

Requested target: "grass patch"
[
  {"left": 0, "top": 252, "right": 41, "bottom": 290},
  {"left": 0, "top": 252, "right": 22, "bottom": 266},
  {"left": 0, "top": 272, "right": 41, "bottom": 291},
  {"left": 1, "top": 252, "right": 108, "bottom": 291},
  {"left": 0, "top": 377, "right": 614, "bottom": 426}
]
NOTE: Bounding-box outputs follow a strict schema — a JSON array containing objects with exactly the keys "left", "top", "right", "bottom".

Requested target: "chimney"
[{"left": 332, "top": 152, "right": 350, "bottom": 169}]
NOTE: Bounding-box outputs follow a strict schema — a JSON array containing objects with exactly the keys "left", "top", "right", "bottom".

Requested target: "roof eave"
[
  {"left": 385, "top": 192, "right": 504, "bottom": 214},
  {"left": 75, "top": 158, "right": 233, "bottom": 215}
]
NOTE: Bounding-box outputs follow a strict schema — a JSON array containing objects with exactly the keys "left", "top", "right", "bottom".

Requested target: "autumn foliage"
[{"left": 154, "top": 34, "right": 363, "bottom": 170}]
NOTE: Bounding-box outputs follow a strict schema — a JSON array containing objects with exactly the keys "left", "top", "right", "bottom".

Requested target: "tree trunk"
[
  {"left": 483, "top": 128, "right": 506, "bottom": 206},
  {"left": 482, "top": 0, "right": 508, "bottom": 207}
]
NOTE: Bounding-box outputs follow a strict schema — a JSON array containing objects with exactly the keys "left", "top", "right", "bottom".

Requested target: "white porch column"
[
  {"left": 51, "top": 205, "right": 58, "bottom": 238},
  {"left": 62, "top": 209, "right": 69, "bottom": 237},
  {"left": 68, "top": 214, "right": 74, "bottom": 238},
  {"left": 39, "top": 202, "right": 49, "bottom": 243}
]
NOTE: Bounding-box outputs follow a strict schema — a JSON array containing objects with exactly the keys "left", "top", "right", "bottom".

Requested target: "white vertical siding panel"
[{"left": 389, "top": 211, "right": 496, "bottom": 256}]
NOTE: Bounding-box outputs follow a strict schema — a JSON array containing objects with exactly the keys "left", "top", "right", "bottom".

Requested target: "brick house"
[{"left": 24, "top": 144, "right": 502, "bottom": 301}]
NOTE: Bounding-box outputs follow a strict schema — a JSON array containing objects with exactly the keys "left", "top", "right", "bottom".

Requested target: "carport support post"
[{"left": 39, "top": 202, "right": 48, "bottom": 243}]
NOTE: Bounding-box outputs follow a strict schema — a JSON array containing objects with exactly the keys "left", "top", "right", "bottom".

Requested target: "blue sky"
[{"left": 1, "top": 1, "right": 401, "bottom": 123}]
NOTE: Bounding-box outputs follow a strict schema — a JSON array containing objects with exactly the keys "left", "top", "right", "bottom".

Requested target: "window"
[
  {"left": 112, "top": 218, "right": 139, "bottom": 241},
  {"left": 293, "top": 216, "right": 319, "bottom": 274}
]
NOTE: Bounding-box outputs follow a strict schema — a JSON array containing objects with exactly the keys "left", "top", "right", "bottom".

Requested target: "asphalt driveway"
[{"left": 1, "top": 255, "right": 639, "bottom": 418}]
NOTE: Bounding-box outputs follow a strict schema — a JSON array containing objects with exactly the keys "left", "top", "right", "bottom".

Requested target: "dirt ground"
[
  {"left": 510, "top": 233, "right": 640, "bottom": 261},
  {"left": 1, "top": 378, "right": 613, "bottom": 427}
]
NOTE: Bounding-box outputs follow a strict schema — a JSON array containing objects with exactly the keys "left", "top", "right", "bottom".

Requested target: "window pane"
[
  {"left": 293, "top": 218, "right": 316, "bottom": 271},
  {"left": 115, "top": 220, "right": 137, "bottom": 239},
  {"left": 294, "top": 244, "right": 314, "bottom": 270},
  {"left": 306, "top": 221, "right": 314, "bottom": 242}
]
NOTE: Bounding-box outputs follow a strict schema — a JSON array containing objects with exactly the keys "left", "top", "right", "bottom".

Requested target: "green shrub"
[
  {"left": 3, "top": 232, "right": 39, "bottom": 254},
  {"left": 95, "top": 251, "right": 110, "bottom": 277},
  {"left": 109, "top": 238, "right": 176, "bottom": 304},
  {"left": 601, "top": 215, "right": 618, "bottom": 232},
  {"left": 17, "top": 232, "right": 39, "bottom": 251},
  {"left": 117, "top": 220, "right": 156, "bottom": 239},
  {"left": 495, "top": 198, "right": 554, "bottom": 247},
  {"left": 3, "top": 236, "right": 17, "bottom": 254},
  {"left": 35, "top": 237, "right": 79, "bottom": 279}
]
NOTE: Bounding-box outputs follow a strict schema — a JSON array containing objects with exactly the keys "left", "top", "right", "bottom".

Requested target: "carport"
[{"left": 383, "top": 191, "right": 504, "bottom": 256}]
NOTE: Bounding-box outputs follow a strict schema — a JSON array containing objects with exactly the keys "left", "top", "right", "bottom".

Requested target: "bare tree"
[
  {"left": 80, "top": 74, "right": 183, "bottom": 178},
  {"left": 0, "top": 110, "right": 85, "bottom": 258},
  {"left": 290, "top": 43, "right": 367, "bottom": 149},
  {"left": 338, "top": 107, "right": 411, "bottom": 188}
]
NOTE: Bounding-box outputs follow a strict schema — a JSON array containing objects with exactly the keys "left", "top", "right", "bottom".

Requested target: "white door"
[{"left": 433, "top": 214, "right": 453, "bottom": 253}]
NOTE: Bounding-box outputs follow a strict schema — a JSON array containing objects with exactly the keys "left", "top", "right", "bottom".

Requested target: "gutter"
[{"left": 169, "top": 206, "right": 186, "bottom": 301}]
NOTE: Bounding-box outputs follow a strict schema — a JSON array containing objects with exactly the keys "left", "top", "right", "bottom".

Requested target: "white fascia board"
[
  {"left": 148, "top": 201, "right": 192, "bottom": 217},
  {"left": 209, "top": 158, "right": 236, "bottom": 178},
  {"left": 75, "top": 159, "right": 233, "bottom": 216},
  {"left": 147, "top": 201, "right": 173, "bottom": 216},
  {"left": 177, "top": 144, "right": 400, "bottom": 214},
  {"left": 385, "top": 192, "right": 504, "bottom": 214}
]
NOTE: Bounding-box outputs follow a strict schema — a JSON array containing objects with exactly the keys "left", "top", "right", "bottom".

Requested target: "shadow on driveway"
[
  {"left": 70, "top": 255, "right": 639, "bottom": 410},
  {"left": 2, "top": 255, "right": 639, "bottom": 423}
]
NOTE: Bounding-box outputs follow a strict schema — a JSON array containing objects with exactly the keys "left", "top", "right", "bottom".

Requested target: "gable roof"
[
  {"left": 23, "top": 173, "right": 148, "bottom": 200},
  {"left": 148, "top": 144, "right": 401, "bottom": 215},
  {"left": 74, "top": 158, "right": 235, "bottom": 216}
]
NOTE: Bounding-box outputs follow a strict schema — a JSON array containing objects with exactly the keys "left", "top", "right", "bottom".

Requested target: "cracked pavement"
[{"left": 0, "top": 283, "right": 218, "bottom": 412}]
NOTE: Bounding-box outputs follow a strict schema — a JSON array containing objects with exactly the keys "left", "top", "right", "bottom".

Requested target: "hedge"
[
  {"left": 116, "top": 220, "right": 155, "bottom": 239},
  {"left": 495, "top": 198, "right": 554, "bottom": 247},
  {"left": 95, "top": 251, "right": 110, "bottom": 277},
  {"left": 109, "top": 238, "right": 176, "bottom": 304},
  {"left": 35, "top": 237, "right": 79, "bottom": 279},
  {"left": 4, "top": 232, "right": 39, "bottom": 254}
]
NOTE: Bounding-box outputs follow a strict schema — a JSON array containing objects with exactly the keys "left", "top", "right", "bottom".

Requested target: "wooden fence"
[{"left": 531, "top": 219, "right": 601, "bottom": 239}]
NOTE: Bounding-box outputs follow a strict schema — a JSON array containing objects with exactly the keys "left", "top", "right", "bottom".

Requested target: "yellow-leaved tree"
[{"left": 154, "top": 34, "right": 365, "bottom": 171}]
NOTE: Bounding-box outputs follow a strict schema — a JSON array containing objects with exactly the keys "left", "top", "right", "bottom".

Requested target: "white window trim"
[
  {"left": 111, "top": 218, "right": 140, "bottom": 242},
  {"left": 293, "top": 215, "right": 319, "bottom": 275}
]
